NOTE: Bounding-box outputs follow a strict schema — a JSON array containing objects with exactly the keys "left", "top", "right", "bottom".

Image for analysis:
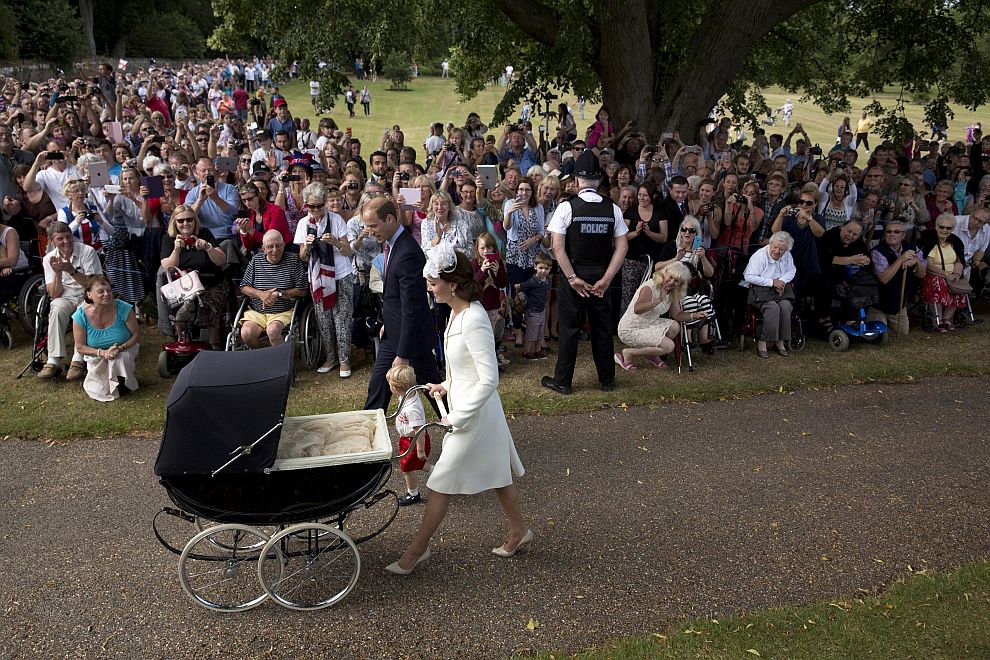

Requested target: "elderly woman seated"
[
  {"left": 71, "top": 274, "right": 140, "bottom": 401},
  {"left": 743, "top": 231, "right": 797, "bottom": 358},
  {"left": 614, "top": 262, "right": 707, "bottom": 370}
]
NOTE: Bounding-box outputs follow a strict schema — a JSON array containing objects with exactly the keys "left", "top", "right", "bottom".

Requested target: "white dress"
[
  {"left": 427, "top": 301, "right": 524, "bottom": 495},
  {"left": 617, "top": 282, "right": 677, "bottom": 348}
]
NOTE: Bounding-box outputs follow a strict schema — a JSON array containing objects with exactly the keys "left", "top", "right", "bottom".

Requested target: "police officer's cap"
[{"left": 574, "top": 149, "right": 602, "bottom": 178}]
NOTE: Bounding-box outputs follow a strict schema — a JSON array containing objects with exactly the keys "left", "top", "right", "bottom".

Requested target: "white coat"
[{"left": 427, "top": 301, "right": 524, "bottom": 494}]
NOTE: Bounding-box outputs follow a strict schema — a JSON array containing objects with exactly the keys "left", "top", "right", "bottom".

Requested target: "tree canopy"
[{"left": 212, "top": 0, "right": 990, "bottom": 143}]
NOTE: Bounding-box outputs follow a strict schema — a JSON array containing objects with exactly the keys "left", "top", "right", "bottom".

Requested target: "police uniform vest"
[
  {"left": 565, "top": 193, "right": 615, "bottom": 275},
  {"left": 872, "top": 240, "right": 920, "bottom": 315}
]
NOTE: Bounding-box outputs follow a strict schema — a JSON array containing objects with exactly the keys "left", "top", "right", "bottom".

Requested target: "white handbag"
[{"left": 161, "top": 268, "right": 205, "bottom": 306}]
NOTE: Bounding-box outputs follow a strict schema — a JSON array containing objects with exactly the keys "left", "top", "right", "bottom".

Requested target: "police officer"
[{"left": 541, "top": 149, "right": 628, "bottom": 394}]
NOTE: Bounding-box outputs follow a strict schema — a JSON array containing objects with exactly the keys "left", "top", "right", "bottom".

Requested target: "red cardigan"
[{"left": 237, "top": 203, "right": 292, "bottom": 252}]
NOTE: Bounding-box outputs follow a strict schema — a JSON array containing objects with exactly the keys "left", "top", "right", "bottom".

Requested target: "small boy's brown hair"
[{"left": 534, "top": 252, "right": 553, "bottom": 268}]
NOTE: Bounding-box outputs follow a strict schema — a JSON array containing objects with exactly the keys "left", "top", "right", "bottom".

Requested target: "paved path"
[{"left": 2, "top": 377, "right": 988, "bottom": 658}]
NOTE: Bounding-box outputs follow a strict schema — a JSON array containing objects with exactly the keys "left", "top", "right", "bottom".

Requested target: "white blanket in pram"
[{"left": 277, "top": 413, "right": 376, "bottom": 459}]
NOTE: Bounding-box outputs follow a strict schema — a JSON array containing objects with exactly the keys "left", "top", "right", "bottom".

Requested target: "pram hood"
[{"left": 155, "top": 341, "right": 293, "bottom": 476}]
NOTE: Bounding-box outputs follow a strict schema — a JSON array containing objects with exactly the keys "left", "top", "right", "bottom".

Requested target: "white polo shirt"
[{"left": 547, "top": 189, "right": 629, "bottom": 237}]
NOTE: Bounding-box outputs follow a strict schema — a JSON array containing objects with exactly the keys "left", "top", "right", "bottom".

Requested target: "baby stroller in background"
[
  {"left": 152, "top": 342, "right": 450, "bottom": 611},
  {"left": 826, "top": 266, "right": 888, "bottom": 351},
  {"left": 761, "top": 109, "right": 779, "bottom": 126}
]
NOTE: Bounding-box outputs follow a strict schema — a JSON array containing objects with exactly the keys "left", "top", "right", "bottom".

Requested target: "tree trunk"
[
  {"left": 597, "top": 0, "right": 656, "bottom": 134},
  {"left": 595, "top": 0, "right": 819, "bottom": 141},
  {"left": 78, "top": 0, "right": 96, "bottom": 58},
  {"left": 111, "top": 34, "right": 127, "bottom": 59}
]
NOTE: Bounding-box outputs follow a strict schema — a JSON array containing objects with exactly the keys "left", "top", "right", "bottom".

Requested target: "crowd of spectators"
[{"left": 2, "top": 57, "right": 988, "bottom": 397}]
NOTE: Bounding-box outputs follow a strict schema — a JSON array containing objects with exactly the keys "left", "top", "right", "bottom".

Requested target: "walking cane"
[
  {"left": 896, "top": 263, "right": 910, "bottom": 334},
  {"left": 898, "top": 265, "right": 909, "bottom": 312}
]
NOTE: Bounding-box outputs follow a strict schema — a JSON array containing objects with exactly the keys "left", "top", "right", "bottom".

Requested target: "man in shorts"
[{"left": 239, "top": 230, "right": 307, "bottom": 347}]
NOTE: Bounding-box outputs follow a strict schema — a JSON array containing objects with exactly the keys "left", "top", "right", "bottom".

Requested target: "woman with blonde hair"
[
  {"left": 615, "top": 262, "right": 703, "bottom": 370},
  {"left": 158, "top": 205, "right": 227, "bottom": 347},
  {"left": 396, "top": 174, "right": 436, "bottom": 244}
]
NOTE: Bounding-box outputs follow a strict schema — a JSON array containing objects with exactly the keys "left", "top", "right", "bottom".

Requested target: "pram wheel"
[
  {"left": 178, "top": 524, "right": 275, "bottom": 612},
  {"left": 0, "top": 329, "right": 12, "bottom": 349},
  {"left": 828, "top": 329, "right": 850, "bottom": 352},
  {"left": 258, "top": 523, "right": 360, "bottom": 611}
]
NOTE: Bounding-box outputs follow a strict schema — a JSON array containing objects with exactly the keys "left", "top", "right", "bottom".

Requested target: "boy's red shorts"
[{"left": 399, "top": 432, "right": 431, "bottom": 472}]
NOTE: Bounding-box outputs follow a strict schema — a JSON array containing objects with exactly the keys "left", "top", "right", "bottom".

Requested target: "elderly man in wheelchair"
[{"left": 237, "top": 230, "right": 307, "bottom": 348}]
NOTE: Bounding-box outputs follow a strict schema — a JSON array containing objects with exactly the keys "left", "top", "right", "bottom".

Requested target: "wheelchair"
[
  {"left": 738, "top": 293, "right": 808, "bottom": 353},
  {"left": 15, "top": 275, "right": 54, "bottom": 378},
  {"left": 672, "top": 279, "right": 724, "bottom": 373},
  {"left": 824, "top": 269, "right": 888, "bottom": 351},
  {"left": 1, "top": 239, "right": 47, "bottom": 347},
  {"left": 224, "top": 292, "right": 323, "bottom": 371}
]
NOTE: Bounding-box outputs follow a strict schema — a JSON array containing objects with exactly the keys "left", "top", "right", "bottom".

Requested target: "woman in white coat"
[{"left": 386, "top": 244, "right": 530, "bottom": 574}]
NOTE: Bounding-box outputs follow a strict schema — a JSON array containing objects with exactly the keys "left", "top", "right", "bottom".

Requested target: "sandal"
[
  {"left": 613, "top": 352, "right": 637, "bottom": 371},
  {"left": 645, "top": 355, "right": 667, "bottom": 369},
  {"left": 757, "top": 348, "right": 770, "bottom": 359}
]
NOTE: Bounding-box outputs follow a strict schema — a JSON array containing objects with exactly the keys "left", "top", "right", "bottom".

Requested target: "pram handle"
[
  {"left": 386, "top": 384, "right": 449, "bottom": 423},
  {"left": 398, "top": 422, "right": 451, "bottom": 459},
  {"left": 388, "top": 385, "right": 451, "bottom": 461}
]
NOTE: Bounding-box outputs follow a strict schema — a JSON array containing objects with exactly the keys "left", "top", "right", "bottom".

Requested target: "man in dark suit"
[
  {"left": 657, "top": 175, "right": 691, "bottom": 239},
  {"left": 362, "top": 197, "right": 441, "bottom": 411}
]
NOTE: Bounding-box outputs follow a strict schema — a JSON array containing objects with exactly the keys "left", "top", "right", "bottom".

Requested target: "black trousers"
[
  {"left": 553, "top": 269, "right": 614, "bottom": 387},
  {"left": 364, "top": 340, "right": 442, "bottom": 416}
]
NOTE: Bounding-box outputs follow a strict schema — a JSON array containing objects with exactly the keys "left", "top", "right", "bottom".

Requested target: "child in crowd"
[
  {"left": 386, "top": 364, "right": 431, "bottom": 506},
  {"left": 471, "top": 232, "right": 510, "bottom": 365},
  {"left": 515, "top": 252, "right": 552, "bottom": 360}
]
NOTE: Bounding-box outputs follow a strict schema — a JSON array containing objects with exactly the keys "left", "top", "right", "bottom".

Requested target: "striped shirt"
[{"left": 241, "top": 251, "right": 306, "bottom": 313}]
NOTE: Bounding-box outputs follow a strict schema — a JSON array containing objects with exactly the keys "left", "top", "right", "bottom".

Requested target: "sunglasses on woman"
[
  {"left": 679, "top": 227, "right": 697, "bottom": 234},
  {"left": 798, "top": 200, "right": 815, "bottom": 206}
]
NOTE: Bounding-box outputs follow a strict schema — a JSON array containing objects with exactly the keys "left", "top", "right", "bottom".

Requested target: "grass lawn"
[
  {"left": 1, "top": 304, "right": 988, "bottom": 440},
  {"left": 529, "top": 561, "right": 990, "bottom": 658},
  {"left": 274, "top": 77, "right": 990, "bottom": 156}
]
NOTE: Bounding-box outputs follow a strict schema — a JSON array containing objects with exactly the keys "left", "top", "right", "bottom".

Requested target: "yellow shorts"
[{"left": 241, "top": 309, "right": 294, "bottom": 330}]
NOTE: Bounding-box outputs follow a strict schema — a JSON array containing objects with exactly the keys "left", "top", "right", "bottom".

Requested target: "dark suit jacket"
[
  {"left": 382, "top": 228, "right": 437, "bottom": 358},
  {"left": 657, "top": 195, "right": 687, "bottom": 239}
]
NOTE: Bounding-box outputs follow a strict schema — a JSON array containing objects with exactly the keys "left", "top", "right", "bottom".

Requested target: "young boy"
[
  {"left": 515, "top": 252, "right": 552, "bottom": 360},
  {"left": 386, "top": 364, "right": 431, "bottom": 505}
]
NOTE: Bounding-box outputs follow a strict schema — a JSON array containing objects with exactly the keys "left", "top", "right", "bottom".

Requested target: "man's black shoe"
[
  {"left": 397, "top": 492, "right": 422, "bottom": 506},
  {"left": 541, "top": 376, "right": 572, "bottom": 395},
  {"left": 601, "top": 382, "right": 616, "bottom": 392}
]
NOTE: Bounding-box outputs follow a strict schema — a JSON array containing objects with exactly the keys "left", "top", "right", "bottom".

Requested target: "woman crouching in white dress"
[{"left": 386, "top": 243, "right": 530, "bottom": 574}]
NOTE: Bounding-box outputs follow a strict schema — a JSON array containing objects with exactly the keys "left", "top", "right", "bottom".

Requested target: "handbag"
[
  {"left": 935, "top": 243, "right": 974, "bottom": 295},
  {"left": 161, "top": 268, "right": 205, "bottom": 306}
]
